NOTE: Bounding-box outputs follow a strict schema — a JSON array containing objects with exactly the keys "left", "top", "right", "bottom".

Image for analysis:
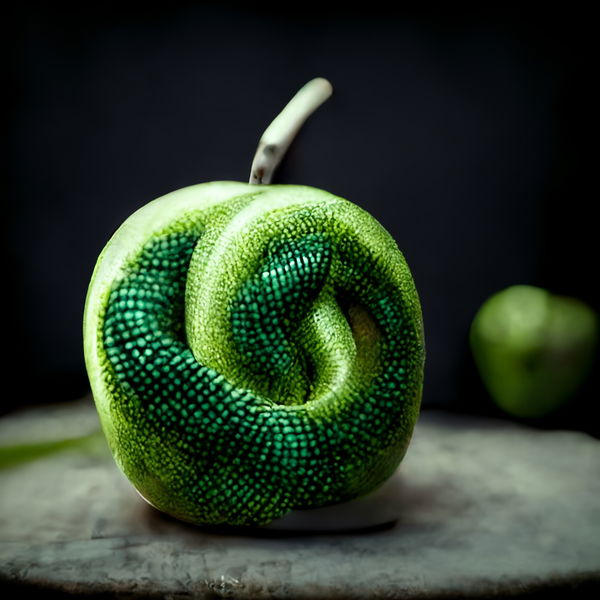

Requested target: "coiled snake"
[{"left": 84, "top": 80, "right": 425, "bottom": 527}]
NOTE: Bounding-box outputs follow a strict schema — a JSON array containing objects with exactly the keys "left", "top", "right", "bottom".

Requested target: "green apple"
[
  {"left": 82, "top": 79, "right": 425, "bottom": 527},
  {"left": 470, "top": 285, "right": 597, "bottom": 418}
]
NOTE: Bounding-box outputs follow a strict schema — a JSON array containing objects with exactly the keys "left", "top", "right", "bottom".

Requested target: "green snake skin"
[{"left": 84, "top": 181, "right": 425, "bottom": 526}]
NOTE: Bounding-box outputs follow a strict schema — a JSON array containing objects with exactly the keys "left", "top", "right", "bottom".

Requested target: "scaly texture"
[{"left": 84, "top": 181, "right": 425, "bottom": 526}]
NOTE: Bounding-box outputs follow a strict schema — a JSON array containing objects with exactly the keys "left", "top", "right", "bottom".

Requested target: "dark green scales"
[{"left": 84, "top": 182, "right": 424, "bottom": 526}]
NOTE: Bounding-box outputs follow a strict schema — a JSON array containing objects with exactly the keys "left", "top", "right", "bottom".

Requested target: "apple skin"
[{"left": 470, "top": 285, "right": 598, "bottom": 418}]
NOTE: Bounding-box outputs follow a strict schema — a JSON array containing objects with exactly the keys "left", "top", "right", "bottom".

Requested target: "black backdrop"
[{"left": 4, "top": 4, "right": 597, "bottom": 435}]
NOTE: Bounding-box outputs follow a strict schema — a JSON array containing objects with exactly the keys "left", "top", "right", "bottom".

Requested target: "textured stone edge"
[{"left": 1, "top": 570, "right": 599, "bottom": 599}]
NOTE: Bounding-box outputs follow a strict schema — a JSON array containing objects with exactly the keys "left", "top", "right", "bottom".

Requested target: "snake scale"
[{"left": 84, "top": 82, "right": 425, "bottom": 527}]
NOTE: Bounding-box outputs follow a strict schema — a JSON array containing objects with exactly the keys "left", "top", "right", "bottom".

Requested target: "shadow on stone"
[{"left": 138, "top": 468, "right": 460, "bottom": 539}]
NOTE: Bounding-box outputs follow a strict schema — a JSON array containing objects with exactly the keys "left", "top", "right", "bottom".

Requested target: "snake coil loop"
[{"left": 84, "top": 181, "right": 424, "bottom": 526}]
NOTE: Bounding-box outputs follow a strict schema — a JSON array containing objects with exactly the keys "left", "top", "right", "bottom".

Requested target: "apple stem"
[{"left": 249, "top": 78, "right": 333, "bottom": 185}]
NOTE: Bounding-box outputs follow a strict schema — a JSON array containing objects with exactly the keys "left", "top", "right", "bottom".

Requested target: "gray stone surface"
[{"left": 1, "top": 398, "right": 599, "bottom": 598}]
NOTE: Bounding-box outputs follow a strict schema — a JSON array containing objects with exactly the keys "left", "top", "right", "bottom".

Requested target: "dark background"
[{"left": 3, "top": 4, "right": 597, "bottom": 435}]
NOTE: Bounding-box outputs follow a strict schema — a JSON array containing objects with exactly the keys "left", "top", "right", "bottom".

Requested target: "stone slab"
[{"left": 1, "top": 399, "right": 599, "bottom": 598}]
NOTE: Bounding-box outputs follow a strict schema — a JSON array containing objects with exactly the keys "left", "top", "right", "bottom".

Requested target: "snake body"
[{"left": 84, "top": 181, "right": 424, "bottom": 526}]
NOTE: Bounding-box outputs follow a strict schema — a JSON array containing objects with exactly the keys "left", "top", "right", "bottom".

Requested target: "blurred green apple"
[{"left": 470, "top": 285, "right": 598, "bottom": 418}]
